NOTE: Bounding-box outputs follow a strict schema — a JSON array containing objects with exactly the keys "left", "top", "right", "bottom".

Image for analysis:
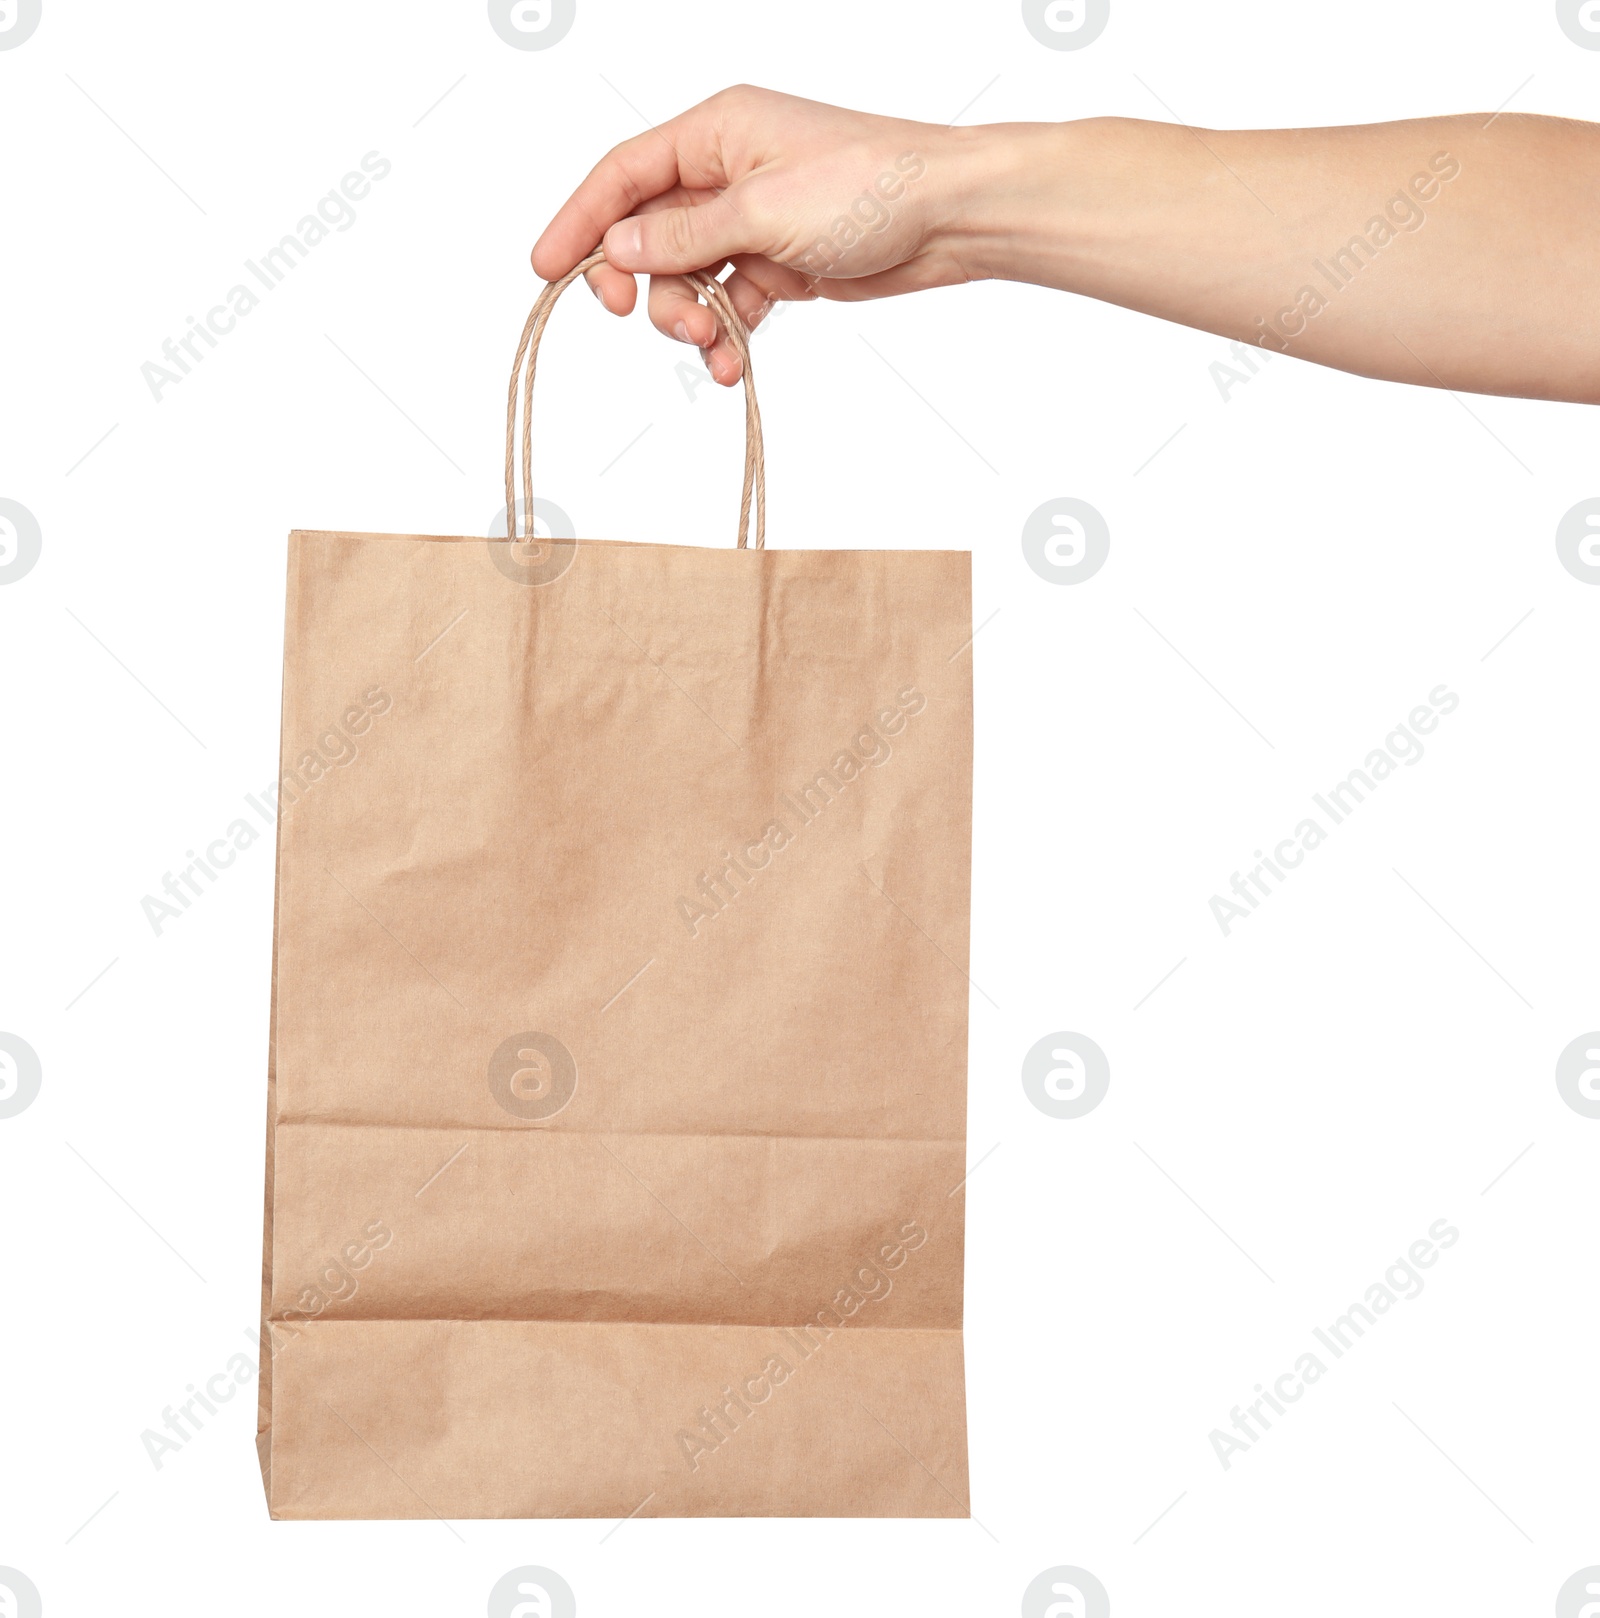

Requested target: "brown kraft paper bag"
[{"left": 256, "top": 254, "right": 974, "bottom": 1519}]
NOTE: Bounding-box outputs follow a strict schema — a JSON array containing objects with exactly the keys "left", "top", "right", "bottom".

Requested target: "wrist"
[
  {"left": 930, "top": 118, "right": 1133, "bottom": 290},
  {"left": 930, "top": 121, "right": 1079, "bottom": 284}
]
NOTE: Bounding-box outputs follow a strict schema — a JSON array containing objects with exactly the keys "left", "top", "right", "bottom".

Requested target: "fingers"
[
  {"left": 726, "top": 255, "right": 818, "bottom": 318},
  {"left": 583, "top": 260, "right": 638, "bottom": 315},
  {"left": 644, "top": 254, "right": 824, "bottom": 385},
  {"left": 647, "top": 274, "right": 722, "bottom": 351},
  {"left": 531, "top": 125, "right": 691, "bottom": 281},
  {"left": 531, "top": 89, "right": 749, "bottom": 279},
  {"left": 713, "top": 260, "right": 819, "bottom": 382},
  {"left": 644, "top": 270, "right": 742, "bottom": 385},
  {"left": 543, "top": 184, "right": 715, "bottom": 315},
  {"left": 602, "top": 191, "right": 753, "bottom": 277}
]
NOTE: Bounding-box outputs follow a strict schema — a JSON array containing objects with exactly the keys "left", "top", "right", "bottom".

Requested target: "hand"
[
  {"left": 535, "top": 93, "right": 1600, "bottom": 405},
  {"left": 531, "top": 86, "right": 984, "bottom": 384}
]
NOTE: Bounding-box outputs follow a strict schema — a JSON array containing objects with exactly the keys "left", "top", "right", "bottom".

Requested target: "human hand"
[{"left": 531, "top": 86, "right": 985, "bottom": 384}]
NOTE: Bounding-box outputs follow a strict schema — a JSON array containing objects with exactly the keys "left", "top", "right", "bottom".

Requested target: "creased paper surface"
[{"left": 257, "top": 530, "right": 972, "bottom": 1518}]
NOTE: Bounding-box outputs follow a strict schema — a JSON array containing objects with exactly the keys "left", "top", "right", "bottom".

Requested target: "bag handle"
[{"left": 504, "top": 248, "right": 766, "bottom": 551}]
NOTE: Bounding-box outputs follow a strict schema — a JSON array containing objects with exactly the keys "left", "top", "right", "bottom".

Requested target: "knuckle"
[
  {"left": 712, "top": 83, "right": 761, "bottom": 114},
  {"left": 656, "top": 208, "right": 697, "bottom": 262}
]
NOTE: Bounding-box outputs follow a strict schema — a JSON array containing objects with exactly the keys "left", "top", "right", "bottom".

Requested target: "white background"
[{"left": 2, "top": 2, "right": 1597, "bottom": 1614}]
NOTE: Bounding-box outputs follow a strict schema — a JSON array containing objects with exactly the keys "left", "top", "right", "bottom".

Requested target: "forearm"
[{"left": 944, "top": 114, "right": 1600, "bottom": 403}]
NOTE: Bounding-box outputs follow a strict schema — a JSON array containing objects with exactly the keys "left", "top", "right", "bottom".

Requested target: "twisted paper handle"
[{"left": 504, "top": 249, "right": 766, "bottom": 550}]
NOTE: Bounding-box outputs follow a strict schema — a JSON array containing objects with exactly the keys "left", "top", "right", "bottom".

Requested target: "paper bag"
[{"left": 257, "top": 254, "right": 973, "bottom": 1519}]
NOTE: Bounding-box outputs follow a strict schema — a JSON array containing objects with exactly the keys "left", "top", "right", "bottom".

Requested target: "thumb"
[{"left": 602, "top": 193, "right": 752, "bottom": 275}]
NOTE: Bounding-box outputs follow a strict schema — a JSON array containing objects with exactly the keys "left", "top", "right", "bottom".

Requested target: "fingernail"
[
  {"left": 673, "top": 320, "right": 692, "bottom": 344},
  {"left": 589, "top": 279, "right": 605, "bottom": 308},
  {"left": 616, "top": 220, "right": 642, "bottom": 266}
]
